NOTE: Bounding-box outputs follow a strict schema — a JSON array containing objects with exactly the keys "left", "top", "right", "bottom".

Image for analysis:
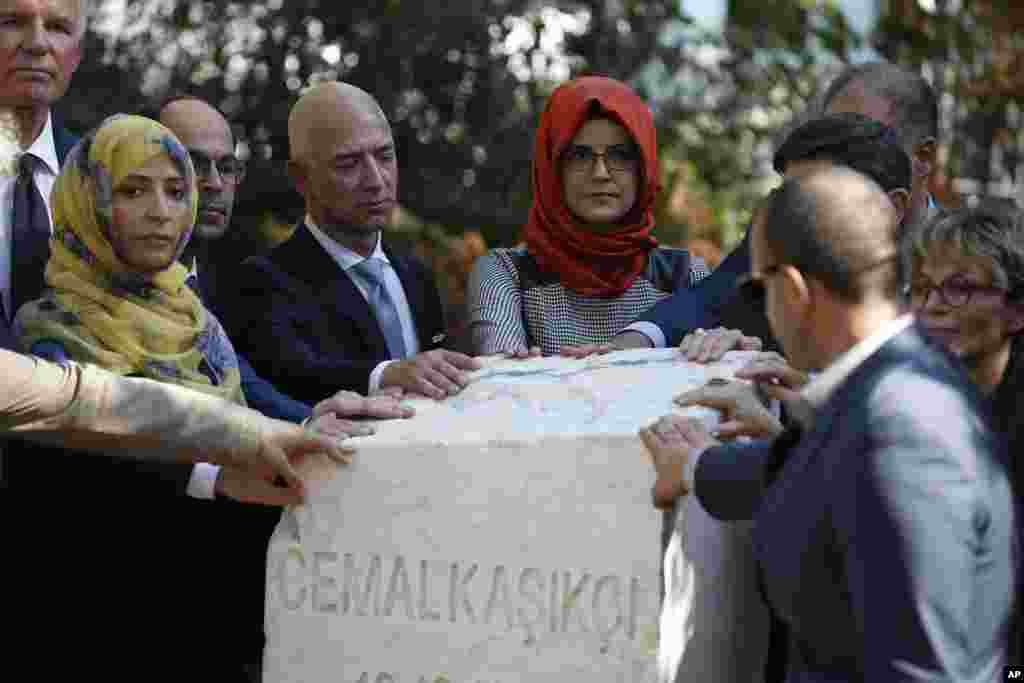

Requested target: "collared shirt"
[
  {"left": 305, "top": 216, "right": 420, "bottom": 392},
  {"left": 801, "top": 314, "right": 915, "bottom": 409},
  {"left": 0, "top": 112, "right": 59, "bottom": 319}
]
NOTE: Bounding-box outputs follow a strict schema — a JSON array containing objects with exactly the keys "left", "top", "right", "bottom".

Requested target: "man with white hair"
[{"left": 0, "top": 0, "right": 85, "bottom": 338}]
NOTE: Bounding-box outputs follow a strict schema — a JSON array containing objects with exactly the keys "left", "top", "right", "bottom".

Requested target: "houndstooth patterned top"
[{"left": 467, "top": 245, "right": 708, "bottom": 356}]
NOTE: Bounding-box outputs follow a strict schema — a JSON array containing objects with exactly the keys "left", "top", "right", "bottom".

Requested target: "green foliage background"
[{"left": 65, "top": 0, "right": 1024, "bottom": 251}]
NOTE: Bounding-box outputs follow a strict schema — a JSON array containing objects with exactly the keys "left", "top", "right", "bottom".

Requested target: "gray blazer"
[{"left": 691, "top": 326, "right": 1015, "bottom": 682}]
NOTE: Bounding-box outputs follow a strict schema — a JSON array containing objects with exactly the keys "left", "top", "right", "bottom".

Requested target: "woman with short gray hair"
[
  {"left": 907, "top": 200, "right": 1024, "bottom": 415},
  {"left": 906, "top": 200, "right": 1024, "bottom": 658}
]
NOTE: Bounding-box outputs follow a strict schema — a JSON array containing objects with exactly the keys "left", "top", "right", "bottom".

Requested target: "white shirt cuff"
[
  {"left": 186, "top": 463, "right": 220, "bottom": 500},
  {"left": 622, "top": 322, "right": 665, "bottom": 348},
  {"left": 368, "top": 360, "right": 394, "bottom": 394},
  {"left": 683, "top": 447, "right": 704, "bottom": 494}
]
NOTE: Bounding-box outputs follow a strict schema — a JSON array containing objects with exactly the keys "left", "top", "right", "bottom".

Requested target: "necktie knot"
[
  {"left": 18, "top": 152, "right": 39, "bottom": 178},
  {"left": 353, "top": 257, "right": 386, "bottom": 284}
]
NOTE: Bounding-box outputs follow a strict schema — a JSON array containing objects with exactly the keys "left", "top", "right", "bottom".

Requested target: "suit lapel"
[
  {"left": 51, "top": 121, "right": 79, "bottom": 167},
  {"left": 282, "top": 223, "right": 389, "bottom": 356}
]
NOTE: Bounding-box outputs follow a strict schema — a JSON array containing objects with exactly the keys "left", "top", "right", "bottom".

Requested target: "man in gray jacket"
[{"left": 642, "top": 165, "right": 1015, "bottom": 682}]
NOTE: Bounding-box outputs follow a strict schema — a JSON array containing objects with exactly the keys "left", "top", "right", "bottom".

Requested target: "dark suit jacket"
[
  {"left": 692, "top": 326, "right": 1014, "bottom": 682},
  {"left": 634, "top": 231, "right": 779, "bottom": 352},
  {"left": 189, "top": 267, "right": 313, "bottom": 424},
  {"left": 226, "top": 222, "right": 447, "bottom": 401},
  {"left": 0, "top": 121, "right": 78, "bottom": 347},
  {"left": 53, "top": 119, "right": 78, "bottom": 164}
]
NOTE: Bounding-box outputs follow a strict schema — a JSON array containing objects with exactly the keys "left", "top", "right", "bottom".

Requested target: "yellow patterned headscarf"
[{"left": 16, "top": 114, "right": 245, "bottom": 405}]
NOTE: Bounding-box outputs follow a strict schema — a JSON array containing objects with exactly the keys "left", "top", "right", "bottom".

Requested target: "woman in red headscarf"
[{"left": 467, "top": 76, "right": 707, "bottom": 356}]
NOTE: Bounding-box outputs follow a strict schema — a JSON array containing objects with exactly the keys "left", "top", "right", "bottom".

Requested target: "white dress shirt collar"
[
  {"left": 304, "top": 215, "right": 388, "bottom": 270},
  {"left": 801, "top": 314, "right": 915, "bottom": 409},
  {"left": 26, "top": 113, "right": 59, "bottom": 176}
]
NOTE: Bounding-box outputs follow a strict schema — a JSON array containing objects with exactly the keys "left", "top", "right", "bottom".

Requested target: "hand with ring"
[
  {"left": 678, "top": 327, "right": 763, "bottom": 363},
  {"left": 674, "top": 377, "right": 784, "bottom": 440}
]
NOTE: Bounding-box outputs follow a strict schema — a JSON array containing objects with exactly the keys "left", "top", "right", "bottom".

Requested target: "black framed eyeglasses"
[
  {"left": 187, "top": 150, "right": 246, "bottom": 184},
  {"left": 560, "top": 143, "right": 640, "bottom": 174},
  {"left": 736, "top": 264, "right": 784, "bottom": 307},
  {"left": 909, "top": 274, "right": 1008, "bottom": 309}
]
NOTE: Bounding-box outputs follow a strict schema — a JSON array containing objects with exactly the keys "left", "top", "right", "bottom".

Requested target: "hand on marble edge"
[
  {"left": 214, "top": 464, "right": 309, "bottom": 506},
  {"left": 218, "top": 418, "right": 356, "bottom": 505},
  {"left": 734, "top": 352, "right": 813, "bottom": 428},
  {"left": 675, "top": 378, "right": 784, "bottom": 441},
  {"left": 502, "top": 345, "right": 542, "bottom": 360},
  {"left": 312, "top": 389, "right": 416, "bottom": 425},
  {"left": 640, "top": 414, "right": 721, "bottom": 509},
  {"left": 678, "top": 327, "right": 763, "bottom": 363},
  {"left": 559, "top": 342, "right": 617, "bottom": 358},
  {"left": 379, "top": 349, "right": 481, "bottom": 400}
]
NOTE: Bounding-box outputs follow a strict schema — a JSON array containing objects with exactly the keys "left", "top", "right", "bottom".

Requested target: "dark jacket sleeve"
[
  {"left": 227, "top": 258, "right": 380, "bottom": 401},
  {"left": 237, "top": 352, "right": 312, "bottom": 423},
  {"left": 693, "top": 438, "right": 774, "bottom": 521},
  {"left": 633, "top": 235, "right": 752, "bottom": 347}
]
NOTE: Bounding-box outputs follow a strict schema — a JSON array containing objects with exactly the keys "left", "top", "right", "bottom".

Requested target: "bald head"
[
  {"left": 764, "top": 165, "right": 901, "bottom": 302},
  {"left": 158, "top": 97, "right": 240, "bottom": 240},
  {"left": 289, "top": 82, "right": 389, "bottom": 166},
  {"left": 287, "top": 82, "right": 399, "bottom": 240},
  {"left": 160, "top": 97, "right": 232, "bottom": 147}
]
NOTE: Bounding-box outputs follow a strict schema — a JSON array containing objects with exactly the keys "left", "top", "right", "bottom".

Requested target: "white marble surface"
[{"left": 264, "top": 350, "right": 768, "bottom": 683}]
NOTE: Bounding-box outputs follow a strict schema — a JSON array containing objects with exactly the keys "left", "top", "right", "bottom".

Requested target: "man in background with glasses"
[{"left": 160, "top": 95, "right": 246, "bottom": 320}]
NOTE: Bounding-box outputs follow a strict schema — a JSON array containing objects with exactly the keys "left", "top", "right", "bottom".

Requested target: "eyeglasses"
[
  {"left": 910, "top": 274, "right": 1008, "bottom": 309},
  {"left": 560, "top": 143, "right": 640, "bottom": 174},
  {"left": 187, "top": 150, "right": 246, "bottom": 184},
  {"left": 736, "top": 264, "right": 784, "bottom": 307}
]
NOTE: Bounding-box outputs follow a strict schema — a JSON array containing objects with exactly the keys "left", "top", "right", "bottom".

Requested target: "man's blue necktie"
[{"left": 352, "top": 257, "right": 407, "bottom": 359}]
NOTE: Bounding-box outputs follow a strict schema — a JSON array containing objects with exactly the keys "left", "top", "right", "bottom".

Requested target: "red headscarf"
[{"left": 523, "top": 76, "right": 659, "bottom": 297}]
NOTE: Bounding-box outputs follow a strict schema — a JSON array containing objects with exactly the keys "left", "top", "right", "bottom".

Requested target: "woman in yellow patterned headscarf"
[{"left": 16, "top": 114, "right": 244, "bottom": 404}]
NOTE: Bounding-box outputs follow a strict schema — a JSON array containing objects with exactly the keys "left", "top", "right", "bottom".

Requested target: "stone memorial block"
[{"left": 265, "top": 349, "right": 769, "bottom": 683}]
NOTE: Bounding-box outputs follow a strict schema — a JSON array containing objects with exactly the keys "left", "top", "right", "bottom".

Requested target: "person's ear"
[
  {"left": 779, "top": 264, "right": 811, "bottom": 315},
  {"left": 911, "top": 139, "right": 937, "bottom": 180},
  {"left": 887, "top": 188, "right": 911, "bottom": 225}
]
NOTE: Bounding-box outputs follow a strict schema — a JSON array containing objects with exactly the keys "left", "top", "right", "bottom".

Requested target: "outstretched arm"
[{"left": 1, "top": 351, "right": 350, "bottom": 503}]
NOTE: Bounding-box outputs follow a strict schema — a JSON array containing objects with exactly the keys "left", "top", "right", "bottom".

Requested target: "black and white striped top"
[{"left": 467, "top": 245, "right": 708, "bottom": 355}]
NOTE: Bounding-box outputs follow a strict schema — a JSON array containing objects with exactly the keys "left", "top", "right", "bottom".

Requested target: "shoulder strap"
[
  {"left": 646, "top": 247, "right": 694, "bottom": 292},
  {"left": 504, "top": 247, "right": 559, "bottom": 291}
]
